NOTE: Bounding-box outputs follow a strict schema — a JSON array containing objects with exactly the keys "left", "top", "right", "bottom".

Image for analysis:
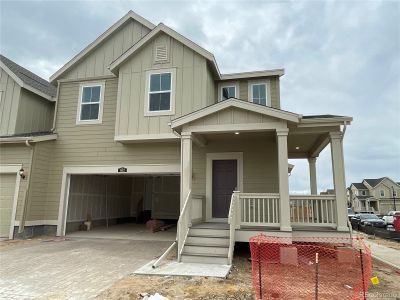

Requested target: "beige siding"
[
  {"left": 206, "top": 64, "right": 216, "bottom": 106},
  {"left": 0, "top": 144, "right": 32, "bottom": 220},
  {"left": 0, "top": 67, "right": 21, "bottom": 135},
  {"left": 115, "top": 32, "right": 209, "bottom": 136},
  {"left": 15, "top": 89, "right": 54, "bottom": 134},
  {"left": 192, "top": 135, "right": 279, "bottom": 196},
  {"left": 46, "top": 78, "right": 180, "bottom": 220},
  {"left": 62, "top": 19, "right": 151, "bottom": 80},
  {"left": 0, "top": 173, "right": 16, "bottom": 237}
]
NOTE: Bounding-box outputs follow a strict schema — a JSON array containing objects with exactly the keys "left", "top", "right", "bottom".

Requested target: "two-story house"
[
  {"left": 0, "top": 11, "right": 353, "bottom": 265},
  {"left": 348, "top": 177, "right": 400, "bottom": 215}
]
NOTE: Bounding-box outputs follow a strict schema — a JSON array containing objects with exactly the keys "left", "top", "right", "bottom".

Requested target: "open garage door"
[{"left": 64, "top": 174, "right": 179, "bottom": 240}]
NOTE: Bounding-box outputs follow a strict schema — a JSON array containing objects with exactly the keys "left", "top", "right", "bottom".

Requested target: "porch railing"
[
  {"left": 177, "top": 190, "right": 192, "bottom": 262},
  {"left": 227, "top": 192, "right": 238, "bottom": 264},
  {"left": 290, "top": 195, "right": 336, "bottom": 227},
  {"left": 238, "top": 193, "right": 280, "bottom": 226}
]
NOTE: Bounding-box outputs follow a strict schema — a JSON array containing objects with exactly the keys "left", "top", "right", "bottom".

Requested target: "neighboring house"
[
  {"left": 0, "top": 55, "right": 57, "bottom": 239},
  {"left": 0, "top": 11, "right": 353, "bottom": 265},
  {"left": 348, "top": 177, "right": 400, "bottom": 215},
  {"left": 320, "top": 189, "right": 335, "bottom": 195}
]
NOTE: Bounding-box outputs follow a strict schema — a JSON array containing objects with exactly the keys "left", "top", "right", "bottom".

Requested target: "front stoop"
[{"left": 181, "top": 222, "right": 230, "bottom": 265}]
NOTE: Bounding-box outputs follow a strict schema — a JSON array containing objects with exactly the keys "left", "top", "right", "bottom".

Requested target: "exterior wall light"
[
  {"left": 19, "top": 168, "right": 26, "bottom": 179},
  {"left": 235, "top": 132, "right": 240, "bottom": 135},
  {"left": 295, "top": 146, "right": 300, "bottom": 150}
]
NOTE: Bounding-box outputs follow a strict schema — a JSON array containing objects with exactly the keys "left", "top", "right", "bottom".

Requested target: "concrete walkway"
[
  {"left": 367, "top": 240, "right": 400, "bottom": 270},
  {"left": 0, "top": 237, "right": 170, "bottom": 300}
]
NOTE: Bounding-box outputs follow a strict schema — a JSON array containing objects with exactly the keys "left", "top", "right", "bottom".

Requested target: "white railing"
[
  {"left": 191, "top": 194, "right": 205, "bottom": 223},
  {"left": 227, "top": 192, "right": 238, "bottom": 264},
  {"left": 177, "top": 190, "right": 192, "bottom": 262},
  {"left": 290, "top": 195, "right": 336, "bottom": 227},
  {"left": 238, "top": 193, "right": 280, "bottom": 226}
]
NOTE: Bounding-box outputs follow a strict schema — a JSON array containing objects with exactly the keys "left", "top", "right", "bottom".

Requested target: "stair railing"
[
  {"left": 177, "top": 190, "right": 192, "bottom": 262},
  {"left": 228, "top": 191, "right": 239, "bottom": 265}
]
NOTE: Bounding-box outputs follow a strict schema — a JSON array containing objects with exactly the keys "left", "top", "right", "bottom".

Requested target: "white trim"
[
  {"left": 76, "top": 82, "right": 105, "bottom": 125},
  {"left": 206, "top": 153, "right": 243, "bottom": 221},
  {"left": 218, "top": 81, "right": 239, "bottom": 101},
  {"left": 50, "top": 11, "right": 156, "bottom": 83},
  {"left": 221, "top": 69, "right": 285, "bottom": 80},
  {"left": 0, "top": 134, "right": 57, "bottom": 144},
  {"left": 115, "top": 133, "right": 180, "bottom": 143},
  {"left": 171, "top": 98, "right": 300, "bottom": 129},
  {"left": 144, "top": 68, "right": 176, "bottom": 116},
  {"left": 0, "top": 164, "right": 22, "bottom": 239},
  {"left": 56, "top": 164, "right": 181, "bottom": 236},
  {"left": 0, "top": 61, "right": 55, "bottom": 102},
  {"left": 248, "top": 79, "right": 271, "bottom": 107}
]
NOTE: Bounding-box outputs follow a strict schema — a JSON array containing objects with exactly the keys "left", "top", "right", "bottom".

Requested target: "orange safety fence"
[{"left": 249, "top": 235, "right": 372, "bottom": 300}]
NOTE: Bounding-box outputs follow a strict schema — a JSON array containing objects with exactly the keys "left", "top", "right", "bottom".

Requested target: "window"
[
  {"left": 77, "top": 82, "right": 104, "bottom": 124},
  {"left": 145, "top": 69, "right": 176, "bottom": 116},
  {"left": 221, "top": 86, "right": 236, "bottom": 100},
  {"left": 361, "top": 190, "right": 367, "bottom": 196},
  {"left": 393, "top": 191, "right": 398, "bottom": 197},
  {"left": 380, "top": 190, "right": 385, "bottom": 197},
  {"left": 251, "top": 84, "right": 267, "bottom": 105}
]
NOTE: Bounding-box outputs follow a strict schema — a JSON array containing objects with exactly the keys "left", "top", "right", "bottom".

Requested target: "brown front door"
[{"left": 212, "top": 160, "right": 237, "bottom": 218}]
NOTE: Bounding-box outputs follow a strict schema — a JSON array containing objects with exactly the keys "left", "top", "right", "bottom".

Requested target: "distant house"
[
  {"left": 348, "top": 177, "right": 400, "bottom": 215},
  {"left": 320, "top": 189, "right": 335, "bottom": 195}
]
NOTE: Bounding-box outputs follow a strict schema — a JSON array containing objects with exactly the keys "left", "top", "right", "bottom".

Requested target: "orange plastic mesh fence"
[{"left": 249, "top": 235, "right": 372, "bottom": 300}]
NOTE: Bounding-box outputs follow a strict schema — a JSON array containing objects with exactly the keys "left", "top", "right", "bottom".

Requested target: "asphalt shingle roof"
[
  {"left": 352, "top": 182, "right": 367, "bottom": 189},
  {"left": 0, "top": 131, "right": 53, "bottom": 139},
  {"left": 364, "top": 178, "right": 385, "bottom": 188},
  {"left": 0, "top": 54, "right": 56, "bottom": 98},
  {"left": 302, "top": 114, "right": 344, "bottom": 119}
]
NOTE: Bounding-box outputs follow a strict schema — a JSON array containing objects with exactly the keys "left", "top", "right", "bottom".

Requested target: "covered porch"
[{"left": 170, "top": 99, "right": 352, "bottom": 263}]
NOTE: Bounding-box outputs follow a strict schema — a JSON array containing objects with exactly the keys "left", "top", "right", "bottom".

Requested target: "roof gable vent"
[{"left": 154, "top": 45, "right": 168, "bottom": 63}]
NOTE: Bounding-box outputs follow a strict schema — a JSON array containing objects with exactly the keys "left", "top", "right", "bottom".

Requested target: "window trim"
[
  {"left": 144, "top": 68, "right": 176, "bottom": 116},
  {"left": 248, "top": 79, "right": 271, "bottom": 106},
  {"left": 380, "top": 190, "right": 385, "bottom": 197},
  {"left": 218, "top": 82, "right": 239, "bottom": 101},
  {"left": 361, "top": 190, "right": 366, "bottom": 196},
  {"left": 76, "top": 82, "right": 105, "bottom": 125}
]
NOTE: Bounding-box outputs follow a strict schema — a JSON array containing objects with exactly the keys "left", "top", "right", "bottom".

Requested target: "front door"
[{"left": 212, "top": 160, "right": 237, "bottom": 218}]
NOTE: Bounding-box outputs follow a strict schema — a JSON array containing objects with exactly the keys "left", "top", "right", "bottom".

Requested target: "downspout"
[
  {"left": 19, "top": 139, "right": 35, "bottom": 233},
  {"left": 50, "top": 81, "right": 60, "bottom": 132}
]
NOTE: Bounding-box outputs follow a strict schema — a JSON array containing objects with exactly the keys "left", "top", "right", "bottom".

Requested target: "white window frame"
[
  {"left": 361, "top": 190, "right": 366, "bottom": 196},
  {"left": 380, "top": 190, "right": 385, "bottom": 197},
  {"left": 144, "top": 68, "right": 176, "bottom": 116},
  {"left": 393, "top": 191, "right": 397, "bottom": 197},
  {"left": 248, "top": 79, "right": 271, "bottom": 106},
  {"left": 76, "top": 82, "right": 105, "bottom": 125},
  {"left": 218, "top": 82, "right": 239, "bottom": 101}
]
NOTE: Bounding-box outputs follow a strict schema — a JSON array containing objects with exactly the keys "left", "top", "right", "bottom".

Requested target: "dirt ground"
[
  {"left": 356, "top": 231, "right": 400, "bottom": 251},
  {"left": 97, "top": 243, "right": 400, "bottom": 300}
]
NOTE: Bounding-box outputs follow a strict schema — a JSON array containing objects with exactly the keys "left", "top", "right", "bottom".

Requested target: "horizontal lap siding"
[
  {"left": 0, "top": 144, "right": 32, "bottom": 220},
  {"left": 46, "top": 78, "right": 180, "bottom": 220}
]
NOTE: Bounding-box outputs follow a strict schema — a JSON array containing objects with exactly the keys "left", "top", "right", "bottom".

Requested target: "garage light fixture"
[
  {"left": 19, "top": 168, "right": 26, "bottom": 179},
  {"left": 235, "top": 132, "right": 240, "bottom": 135},
  {"left": 295, "top": 146, "right": 300, "bottom": 150}
]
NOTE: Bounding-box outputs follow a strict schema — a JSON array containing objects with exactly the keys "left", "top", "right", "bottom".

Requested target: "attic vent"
[{"left": 155, "top": 45, "right": 168, "bottom": 62}]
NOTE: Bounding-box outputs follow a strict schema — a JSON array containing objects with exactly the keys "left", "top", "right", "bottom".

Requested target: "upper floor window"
[
  {"left": 77, "top": 82, "right": 104, "bottom": 124},
  {"left": 219, "top": 82, "right": 238, "bottom": 101},
  {"left": 145, "top": 69, "right": 176, "bottom": 116},
  {"left": 380, "top": 190, "right": 385, "bottom": 197},
  {"left": 249, "top": 80, "right": 270, "bottom": 106},
  {"left": 361, "top": 190, "right": 367, "bottom": 196},
  {"left": 393, "top": 190, "right": 398, "bottom": 197}
]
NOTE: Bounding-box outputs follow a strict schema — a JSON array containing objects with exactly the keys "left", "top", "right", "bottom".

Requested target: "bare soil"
[
  {"left": 357, "top": 231, "right": 400, "bottom": 251},
  {"left": 97, "top": 243, "right": 400, "bottom": 300}
]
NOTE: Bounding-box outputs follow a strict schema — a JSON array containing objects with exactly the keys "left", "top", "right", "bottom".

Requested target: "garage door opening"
[{"left": 65, "top": 174, "right": 179, "bottom": 241}]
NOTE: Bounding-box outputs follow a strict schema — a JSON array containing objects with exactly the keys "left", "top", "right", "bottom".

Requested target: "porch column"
[
  {"left": 276, "top": 129, "right": 292, "bottom": 231},
  {"left": 180, "top": 132, "right": 192, "bottom": 209},
  {"left": 330, "top": 132, "right": 348, "bottom": 231},
  {"left": 308, "top": 157, "right": 318, "bottom": 195}
]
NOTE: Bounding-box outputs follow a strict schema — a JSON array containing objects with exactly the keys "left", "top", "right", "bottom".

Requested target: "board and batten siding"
[
  {"left": 192, "top": 135, "right": 279, "bottom": 196},
  {"left": 115, "top": 32, "right": 213, "bottom": 137},
  {"left": 62, "top": 19, "right": 151, "bottom": 80},
  {"left": 15, "top": 89, "right": 54, "bottom": 134},
  {"left": 0, "top": 67, "right": 21, "bottom": 135},
  {"left": 45, "top": 78, "right": 180, "bottom": 220}
]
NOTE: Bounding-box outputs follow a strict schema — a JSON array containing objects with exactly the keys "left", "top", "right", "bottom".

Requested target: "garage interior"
[{"left": 65, "top": 174, "right": 179, "bottom": 241}]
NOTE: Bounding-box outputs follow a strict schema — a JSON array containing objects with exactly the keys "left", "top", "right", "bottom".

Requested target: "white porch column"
[
  {"left": 180, "top": 132, "right": 192, "bottom": 209},
  {"left": 276, "top": 129, "right": 292, "bottom": 232},
  {"left": 308, "top": 157, "right": 318, "bottom": 195},
  {"left": 330, "top": 132, "right": 348, "bottom": 231}
]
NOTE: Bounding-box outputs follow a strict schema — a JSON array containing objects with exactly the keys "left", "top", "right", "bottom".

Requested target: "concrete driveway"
[{"left": 0, "top": 237, "right": 171, "bottom": 299}]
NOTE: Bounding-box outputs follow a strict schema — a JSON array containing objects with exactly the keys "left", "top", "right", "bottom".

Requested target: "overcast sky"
[{"left": 1, "top": 0, "right": 399, "bottom": 193}]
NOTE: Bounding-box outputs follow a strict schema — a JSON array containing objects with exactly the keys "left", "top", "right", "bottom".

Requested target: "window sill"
[
  {"left": 144, "top": 110, "right": 175, "bottom": 117},
  {"left": 76, "top": 119, "right": 103, "bottom": 125}
]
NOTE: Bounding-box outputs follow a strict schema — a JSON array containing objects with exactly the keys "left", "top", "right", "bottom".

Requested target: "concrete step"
[
  {"left": 181, "top": 252, "right": 229, "bottom": 264},
  {"left": 189, "top": 227, "right": 229, "bottom": 237},
  {"left": 186, "top": 235, "right": 229, "bottom": 246},
  {"left": 184, "top": 244, "right": 229, "bottom": 255}
]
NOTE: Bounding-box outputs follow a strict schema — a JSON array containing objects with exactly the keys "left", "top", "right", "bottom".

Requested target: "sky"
[{"left": 1, "top": 0, "right": 399, "bottom": 193}]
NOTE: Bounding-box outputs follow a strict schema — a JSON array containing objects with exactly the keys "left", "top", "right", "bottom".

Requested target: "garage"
[
  {"left": 64, "top": 173, "right": 180, "bottom": 240},
  {"left": 0, "top": 170, "right": 19, "bottom": 239}
]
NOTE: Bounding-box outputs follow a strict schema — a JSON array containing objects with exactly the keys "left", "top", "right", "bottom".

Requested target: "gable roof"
[
  {"left": 109, "top": 23, "right": 220, "bottom": 77},
  {"left": 363, "top": 177, "right": 386, "bottom": 188},
  {"left": 170, "top": 98, "right": 300, "bottom": 129},
  {"left": 351, "top": 182, "right": 367, "bottom": 189},
  {"left": 49, "top": 10, "right": 155, "bottom": 83},
  {"left": 0, "top": 55, "right": 56, "bottom": 101}
]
